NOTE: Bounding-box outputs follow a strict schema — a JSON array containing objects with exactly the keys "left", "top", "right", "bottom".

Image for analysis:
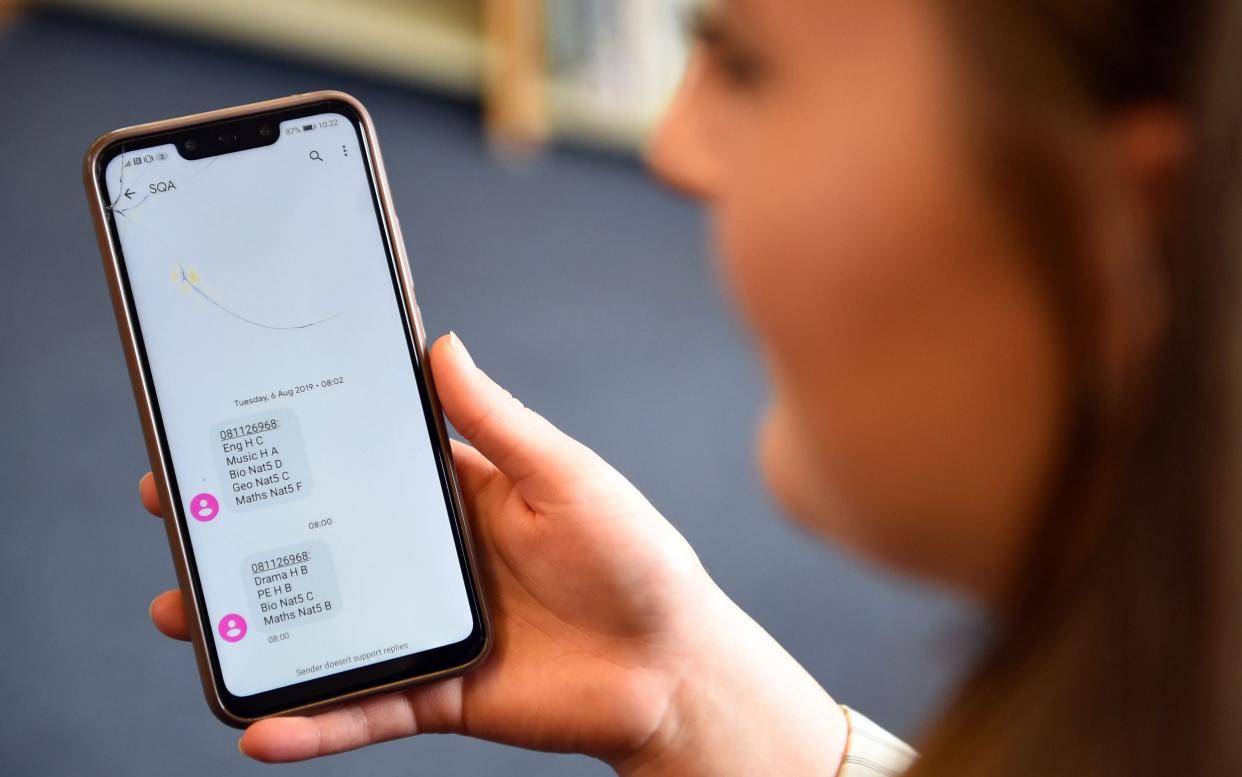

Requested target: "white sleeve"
[{"left": 836, "top": 706, "right": 919, "bottom": 777}]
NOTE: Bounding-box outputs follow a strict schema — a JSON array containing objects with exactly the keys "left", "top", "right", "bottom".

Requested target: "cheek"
[{"left": 715, "top": 70, "right": 1064, "bottom": 586}]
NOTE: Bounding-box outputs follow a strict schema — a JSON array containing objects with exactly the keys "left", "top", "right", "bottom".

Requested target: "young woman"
[{"left": 138, "top": 1, "right": 1242, "bottom": 774}]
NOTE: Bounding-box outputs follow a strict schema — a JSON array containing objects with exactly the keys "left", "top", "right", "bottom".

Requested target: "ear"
[
  {"left": 1094, "top": 108, "right": 1189, "bottom": 417},
  {"left": 1110, "top": 108, "right": 1190, "bottom": 234}
]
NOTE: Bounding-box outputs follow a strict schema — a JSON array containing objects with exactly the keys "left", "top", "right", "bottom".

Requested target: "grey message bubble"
[
  {"left": 212, "top": 408, "right": 313, "bottom": 513},
  {"left": 244, "top": 540, "right": 342, "bottom": 633}
]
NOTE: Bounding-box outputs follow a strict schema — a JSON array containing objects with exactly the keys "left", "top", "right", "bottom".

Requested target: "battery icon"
[{"left": 302, "top": 124, "right": 315, "bottom": 131}]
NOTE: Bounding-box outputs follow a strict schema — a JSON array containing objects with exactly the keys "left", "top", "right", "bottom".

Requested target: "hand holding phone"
[
  {"left": 142, "top": 333, "right": 743, "bottom": 766},
  {"left": 103, "top": 93, "right": 848, "bottom": 773}
]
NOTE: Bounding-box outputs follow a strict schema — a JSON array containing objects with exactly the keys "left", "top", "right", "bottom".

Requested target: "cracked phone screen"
[{"left": 104, "top": 113, "right": 474, "bottom": 698}]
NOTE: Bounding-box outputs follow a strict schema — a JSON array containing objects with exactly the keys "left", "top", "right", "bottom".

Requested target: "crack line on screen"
[
  {"left": 107, "top": 146, "right": 155, "bottom": 216},
  {"left": 177, "top": 264, "right": 341, "bottom": 331},
  {"left": 108, "top": 148, "right": 342, "bottom": 332}
]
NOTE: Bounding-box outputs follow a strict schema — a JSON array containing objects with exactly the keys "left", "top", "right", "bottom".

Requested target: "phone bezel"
[{"left": 83, "top": 92, "right": 491, "bottom": 725}]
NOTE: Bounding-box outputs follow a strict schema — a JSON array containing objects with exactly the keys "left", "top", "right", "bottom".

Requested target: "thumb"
[{"left": 430, "top": 333, "right": 603, "bottom": 501}]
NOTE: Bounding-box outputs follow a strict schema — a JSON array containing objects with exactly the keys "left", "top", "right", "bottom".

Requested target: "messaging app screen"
[{"left": 104, "top": 113, "right": 474, "bottom": 697}]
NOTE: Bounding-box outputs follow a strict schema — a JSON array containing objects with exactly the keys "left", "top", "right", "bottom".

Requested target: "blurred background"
[{"left": 0, "top": 1, "right": 976, "bottom": 774}]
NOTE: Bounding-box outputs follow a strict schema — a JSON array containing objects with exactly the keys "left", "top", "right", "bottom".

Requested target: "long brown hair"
[{"left": 914, "top": 3, "right": 1242, "bottom": 776}]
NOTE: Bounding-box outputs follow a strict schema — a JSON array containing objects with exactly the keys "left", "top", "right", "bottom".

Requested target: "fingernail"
[{"left": 448, "top": 331, "right": 475, "bottom": 368}]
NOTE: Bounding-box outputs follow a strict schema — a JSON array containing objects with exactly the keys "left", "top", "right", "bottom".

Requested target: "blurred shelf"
[
  {"left": 39, "top": 0, "right": 486, "bottom": 94},
  {"left": 34, "top": 0, "right": 693, "bottom": 152}
]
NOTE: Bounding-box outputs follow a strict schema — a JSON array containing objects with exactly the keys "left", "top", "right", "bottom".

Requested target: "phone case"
[{"left": 83, "top": 91, "right": 491, "bottom": 726}]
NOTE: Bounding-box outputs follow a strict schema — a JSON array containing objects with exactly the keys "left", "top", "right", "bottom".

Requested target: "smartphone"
[{"left": 83, "top": 91, "right": 490, "bottom": 726}]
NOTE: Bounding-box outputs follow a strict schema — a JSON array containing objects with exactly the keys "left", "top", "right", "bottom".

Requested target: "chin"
[
  {"left": 758, "top": 399, "right": 904, "bottom": 573},
  {"left": 758, "top": 403, "right": 988, "bottom": 594},
  {"left": 757, "top": 401, "right": 838, "bottom": 540}
]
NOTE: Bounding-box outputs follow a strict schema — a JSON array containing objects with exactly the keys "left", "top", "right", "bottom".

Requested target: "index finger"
[{"left": 139, "top": 472, "right": 162, "bottom": 517}]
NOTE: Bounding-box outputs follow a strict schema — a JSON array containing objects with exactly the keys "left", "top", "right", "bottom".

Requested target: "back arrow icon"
[{"left": 123, "top": 188, "right": 135, "bottom": 200}]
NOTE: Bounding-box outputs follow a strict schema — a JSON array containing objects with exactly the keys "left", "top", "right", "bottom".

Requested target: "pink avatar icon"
[
  {"left": 218, "top": 614, "right": 247, "bottom": 643},
  {"left": 189, "top": 492, "right": 219, "bottom": 522}
]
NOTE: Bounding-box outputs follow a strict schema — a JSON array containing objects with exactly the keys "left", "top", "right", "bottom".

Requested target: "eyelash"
[{"left": 684, "top": 7, "right": 768, "bottom": 88}]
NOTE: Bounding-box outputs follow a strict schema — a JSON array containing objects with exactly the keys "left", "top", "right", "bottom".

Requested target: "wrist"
[{"left": 610, "top": 590, "right": 848, "bottom": 777}]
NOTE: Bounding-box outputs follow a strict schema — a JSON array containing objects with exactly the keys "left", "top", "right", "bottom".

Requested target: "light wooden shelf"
[
  {"left": 35, "top": 0, "right": 692, "bottom": 151},
  {"left": 42, "top": 0, "right": 486, "bottom": 93}
]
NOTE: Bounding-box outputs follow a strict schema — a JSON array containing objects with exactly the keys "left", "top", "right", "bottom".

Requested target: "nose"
[{"left": 645, "top": 55, "right": 720, "bottom": 201}]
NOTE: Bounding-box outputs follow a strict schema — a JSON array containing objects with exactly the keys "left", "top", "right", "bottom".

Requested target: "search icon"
[{"left": 309, "top": 150, "right": 324, "bottom": 162}]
